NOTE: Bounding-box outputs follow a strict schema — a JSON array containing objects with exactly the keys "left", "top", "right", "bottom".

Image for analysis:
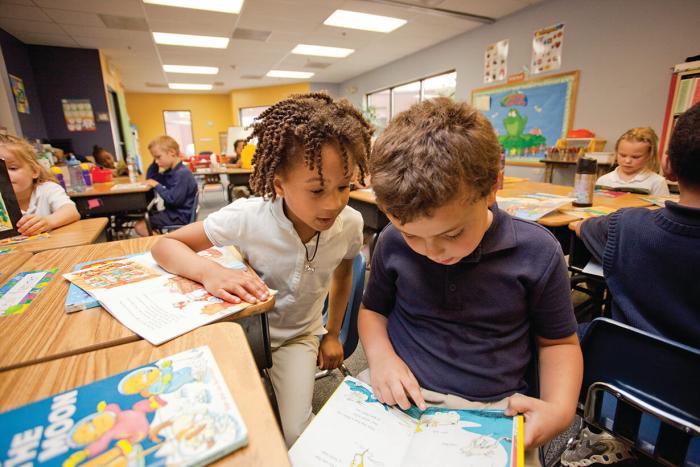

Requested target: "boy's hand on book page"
[
  {"left": 201, "top": 265, "right": 269, "bottom": 304},
  {"left": 370, "top": 353, "right": 427, "bottom": 411},
  {"left": 318, "top": 334, "right": 344, "bottom": 370},
  {"left": 505, "top": 393, "right": 569, "bottom": 448},
  {"left": 16, "top": 214, "right": 49, "bottom": 236}
]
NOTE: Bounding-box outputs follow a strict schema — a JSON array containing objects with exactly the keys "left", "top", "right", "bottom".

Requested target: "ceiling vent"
[
  {"left": 240, "top": 74, "right": 263, "bottom": 80},
  {"left": 145, "top": 82, "right": 168, "bottom": 88},
  {"left": 99, "top": 14, "right": 149, "bottom": 31},
  {"left": 232, "top": 28, "right": 271, "bottom": 42},
  {"left": 305, "top": 61, "right": 331, "bottom": 69}
]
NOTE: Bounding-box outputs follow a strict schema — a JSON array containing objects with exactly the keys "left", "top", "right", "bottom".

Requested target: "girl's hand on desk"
[
  {"left": 318, "top": 334, "right": 344, "bottom": 370},
  {"left": 370, "top": 353, "right": 427, "bottom": 411},
  {"left": 201, "top": 266, "right": 269, "bottom": 305},
  {"left": 16, "top": 214, "right": 50, "bottom": 236},
  {"left": 505, "top": 394, "right": 570, "bottom": 448}
]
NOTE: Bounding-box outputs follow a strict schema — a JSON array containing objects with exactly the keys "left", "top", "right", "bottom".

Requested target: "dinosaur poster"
[{"left": 472, "top": 71, "right": 578, "bottom": 163}]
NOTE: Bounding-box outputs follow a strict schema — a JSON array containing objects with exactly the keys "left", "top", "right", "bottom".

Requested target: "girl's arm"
[
  {"left": 506, "top": 333, "right": 583, "bottom": 448},
  {"left": 358, "top": 306, "right": 426, "bottom": 410},
  {"left": 16, "top": 203, "right": 80, "bottom": 235},
  {"left": 151, "top": 221, "right": 269, "bottom": 304},
  {"left": 47, "top": 203, "right": 80, "bottom": 229},
  {"left": 318, "top": 257, "right": 353, "bottom": 370}
]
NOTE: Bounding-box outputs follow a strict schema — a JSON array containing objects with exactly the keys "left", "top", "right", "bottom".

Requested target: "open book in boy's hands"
[
  {"left": 63, "top": 247, "right": 275, "bottom": 345},
  {"left": 289, "top": 376, "right": 524, "bottom": 467}
]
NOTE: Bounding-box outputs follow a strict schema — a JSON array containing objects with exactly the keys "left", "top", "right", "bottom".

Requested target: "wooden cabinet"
[{"left": 660, "top": 60, "right": 700, "bottom": 157}]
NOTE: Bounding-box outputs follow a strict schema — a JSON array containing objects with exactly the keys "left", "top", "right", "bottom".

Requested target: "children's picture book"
[
  {"left": 0, "top": 268, "right": 57, "bottom": 317},
  {"left": 0, "top": 159, "right": 23, "bottom": 240},
  {"left": 0, "top": 346, "right": 248, "bottom": 466},
  {"left": 64, "top": 248, "right": 246, "bottom": 313},
  {"left": 289, "top": 376, "right": 524, "bottom": 467},
  {"left": 640, "top": 195, "right": 680, "bottom": 207},
  {"left": 560, "top": 206, "right": 616, "bottom": 219},
  {"left": 497, "top": 193, "right": 575, "bottom": 221},
  {"left": 63, "top": 248, "right": 271, "bottom": 345},
  {"left": 0, "top": 232, "right": 50, "bottom": 246}
]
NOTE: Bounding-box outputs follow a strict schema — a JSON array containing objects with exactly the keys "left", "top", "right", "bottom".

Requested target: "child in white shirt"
[
  {"left": 596, "top": 127, "right": 669, "bottom": 195},
  {"left": 0, "top": 134, "right": 79, "bottom": 235},
  {"left": 152, "top": 93, "right": 373, "bottom": 446}
]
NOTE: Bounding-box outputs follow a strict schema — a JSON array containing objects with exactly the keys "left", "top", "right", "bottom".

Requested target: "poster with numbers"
[
  {"left": 62, "top": 98, "right": 96, "bottom": 132},
  {"left": 530, "top": 23, "right": 565, "bottom": 75}
]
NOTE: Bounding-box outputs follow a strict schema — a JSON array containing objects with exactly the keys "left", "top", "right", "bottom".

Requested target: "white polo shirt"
[
  {"left": 596, "top": 167, "right": 670, "bottom": 196},
  {"left": 203, "top": 197, "right": 363, "bottom": 347},
  {"left": 25, "top": 181, "right": 76, "bottom": 217}
]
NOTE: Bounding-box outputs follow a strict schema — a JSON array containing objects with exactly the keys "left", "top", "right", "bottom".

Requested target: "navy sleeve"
[
  {"left": 579, "top": 214, "right": 611, "bottom": 264},
  {"left": 361, "top": 228, "right": 397, "bottom": 316},
  {"left": 153, "top": 169, "right": 195, "bottom": 207}
]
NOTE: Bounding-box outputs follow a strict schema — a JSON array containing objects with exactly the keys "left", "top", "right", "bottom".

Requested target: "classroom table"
[
  {"left": 1, "top": 217, "right": 108, "bottom": 254},
  {"left": 0, "top": 236, "right": 274, "bottom": 372},
  {"left": 0, "top": 250, "right": 33, "bottom": 281},
  {"left": 0, "top": 322, "right": 291, "bottom": 467},
  {"left": 539, "top": 158, "right": 613, "bottom": 183},
  {"left": 194, "top": 166, "right": 253, "bottom": 202}
]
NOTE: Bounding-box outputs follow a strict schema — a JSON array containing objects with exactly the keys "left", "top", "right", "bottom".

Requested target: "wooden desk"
[
  {"left": 2, "top": 217, "right": 108, "bottom": 253},
  {"left": 539, "top": 158, "right": 612, "bottom": 183},
  {"left": 68, "top": 180, "right": 153, "bottom": 219},
  {"left": 0, "top": 237, "right": 274, "bottom": 371},
  {"left": 195, "top": 167, "right": 253, "bottom": 202},
  {"left": 0, "top": 323, "right": 290, "bottom": 467},
  {"left": 0, "top": 251, "right": 33, "bottom": 282}
]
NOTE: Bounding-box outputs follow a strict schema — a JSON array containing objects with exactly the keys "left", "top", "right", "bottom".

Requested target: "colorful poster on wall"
[
  {"left": 531, "top": 23, "right": 565, "bottom": 75},
  {"left": 62, "top": 98, "right": 96, "bottom": 132},
  {"left": 471, "top": 71, "right": 579, "bottom": 163},
  {"left": 9, "top": 75, "right": 29, "bottom": 114},
  {"left": 484, "top": 39, "right": 509, "bottom": 83}
]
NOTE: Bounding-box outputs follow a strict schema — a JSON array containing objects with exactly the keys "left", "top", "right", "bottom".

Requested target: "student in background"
[
  {"left": 151, "top": 93, "right": 373, "bottom": 446},
  {"left": 0, "top": 134, "right": 80, "bottom": 235},
  {"left": 359, "top": 98, "right": 581, "bottom": 464},
  {"left": 596, "top": 127, "right": 669, "bottom": 195},
  {"left": 228, "top": 139, "right": 245, "bottom": 167},
  {"left": 92, "top": 145, "right": 116, "bottom": 170},
  {"left": 134, "top": 136, "right": 197, "bottom": 236},
  {"left": 573, "top": 102, "right": 700, "bottom": 346}
]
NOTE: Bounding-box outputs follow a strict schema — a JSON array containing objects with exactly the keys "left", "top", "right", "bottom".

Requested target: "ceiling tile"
[
  {"left": 0, "top": 18, "right": 65, "bottom": 34},
  {"left": 12, "top": 31, "right": 79, "bottom": 47},
  {"left": 0, "top": 5, "right": 52, "bottom": 22},
  {"left": 43, "top": 8, "right": 104, "bottom": 26},
  {"left": 32, "top": 0, "right": 146, "bottom": 17}
]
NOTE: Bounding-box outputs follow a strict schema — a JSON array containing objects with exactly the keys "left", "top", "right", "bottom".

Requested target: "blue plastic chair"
[
  {"left": 569, "top": 318, "right": 700, "bottom": 466},
  {"left": 316, "top": 252, "right": 366, "bottom": 379}
]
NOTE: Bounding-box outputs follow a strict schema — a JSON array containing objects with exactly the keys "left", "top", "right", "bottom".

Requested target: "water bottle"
[
  {"left": 127, "top": 155, "right": 138, "bottom": 183},
  {"left": 573, "top": 157, "right": 597, "bottom": 207},
  {"left": 81, "top": 163, "right": 92, "bottom": 186},
  {"left": 51, "top": 166, "right": 66, "bottom": 190},
  {"left": 67, "top": 155, "right": 86, "bottom": 192}
]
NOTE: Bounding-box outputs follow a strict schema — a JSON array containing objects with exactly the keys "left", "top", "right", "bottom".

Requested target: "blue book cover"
[{"left": 0, "top": 346, "right": 248, "bottom": 466}]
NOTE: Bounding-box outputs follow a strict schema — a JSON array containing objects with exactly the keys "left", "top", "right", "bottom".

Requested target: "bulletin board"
[{"left": 471, "top": 70, "right": 578, "bottom": 164}]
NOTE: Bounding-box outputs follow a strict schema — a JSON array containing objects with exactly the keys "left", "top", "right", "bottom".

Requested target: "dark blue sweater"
[
  {"left": 580, "top": 202, "right": 700, "bottom": 348},
  {"left": 146, "top": 162, "right": 198, "bottom": 225}
]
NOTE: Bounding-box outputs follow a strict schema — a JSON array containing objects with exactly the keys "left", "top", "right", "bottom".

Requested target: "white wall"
[{"left": 339, "top": 0, "right": 700, "bottom": 181}]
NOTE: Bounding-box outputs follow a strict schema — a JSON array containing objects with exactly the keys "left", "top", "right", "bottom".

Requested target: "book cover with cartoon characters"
[
  {"left": 62, "top": 249, "right": 271, "bottom": 345},
  {"left": 289, "top": 376, "right": 524, "bottom": 467},
  {"left": 0, "top": 346, "right": 247, "bottom": 467}
]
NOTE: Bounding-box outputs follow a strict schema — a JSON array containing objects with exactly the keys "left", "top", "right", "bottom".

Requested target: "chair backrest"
[
  {"left": 580, "top": 318, "right": 700, "bottom": 465},
  {"left": 322, "top": 253, "right": 366, "bottom": 359}
]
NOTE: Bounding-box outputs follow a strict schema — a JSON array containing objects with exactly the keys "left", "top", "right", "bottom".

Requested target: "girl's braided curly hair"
[{"left": 247, "top": 92, "right": 373, "bottom": 199}]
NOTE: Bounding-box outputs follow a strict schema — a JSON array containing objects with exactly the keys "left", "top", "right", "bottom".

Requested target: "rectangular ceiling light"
[
  {"left": 168, "top": 83, "right": 213, "bottom": 90},
  {"left": 292, "top": 44, "right": 354, "bottom": 58},
  {"left": 163, "top": 64, "right": 219, "bottom": 74},
  {"left": 323, "top": 10, "right": 406, "bottom": 33},
  {"left": 266, "top": 70, "right": 314, "bottom": 79},
  {"left": 144, "top": 0, "right": 243, "bottom": 14},
  {"left": 153, "top": 32, "right": 229, "bottom": 48}
]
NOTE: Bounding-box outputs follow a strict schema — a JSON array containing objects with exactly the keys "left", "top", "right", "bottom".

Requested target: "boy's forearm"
[
  {"left": 538, "top": 333, "right": 583, "bottom": 424},
  {"left": 326, "top": 258, "right": 353, "bottom": 336},
  {"left": 359, "top": 307, "right": 397, "bottom": 365}
]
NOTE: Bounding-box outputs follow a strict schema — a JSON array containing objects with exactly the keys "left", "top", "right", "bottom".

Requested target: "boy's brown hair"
[
  {"left": 370, "top": 97, "right": 500, "bottom": 223},
  {"left": 248, "top": 92, "right": 372, "bottom": 200},
  {"left": 148, "top": 135, "right": 180, "bottom": 155}
]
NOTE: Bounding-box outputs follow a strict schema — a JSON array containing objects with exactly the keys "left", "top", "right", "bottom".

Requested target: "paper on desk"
[
  {"left": 0, "top": 268, "right": 57, "bottom": 316},
  {"left": 582, "top": 260, "right": 603, "bottom": 277},
  {"left": 110, "top": 183, "right": 147, "bottom": 191}
]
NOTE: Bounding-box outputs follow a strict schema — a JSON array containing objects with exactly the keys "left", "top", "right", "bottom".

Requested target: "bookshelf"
[{"left": 659, "top": 60, "right": 700, "bottom": 158}]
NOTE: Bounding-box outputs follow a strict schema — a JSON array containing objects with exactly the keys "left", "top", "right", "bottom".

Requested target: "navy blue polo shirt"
[
  {"left": 147, "top": 162, "right": 198, "bottom": 225},
  {"left": 363, "top": 206, "right": 577, "bottom": 401}
]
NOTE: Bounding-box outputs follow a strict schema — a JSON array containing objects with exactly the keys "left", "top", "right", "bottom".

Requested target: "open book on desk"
[
  {"left": 496, "top": 193, "right": 575, "bottom": 221},
  {"left": 63, "top": 248, "right": 274, "bottom": 345},
  {"left": 289, "top": 376, "right": 524, "bottom": 467},
  {"left": 0, "top": 346, "right": 247, "bottom": 467}
]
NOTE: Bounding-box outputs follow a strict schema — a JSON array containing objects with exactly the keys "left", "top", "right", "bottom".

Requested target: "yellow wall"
[
  {"left": 229, "top": 82, "right": 310, "bottom": 125},
  {"left": 125, "top": 93, "right": 232, "bottom": 167}
]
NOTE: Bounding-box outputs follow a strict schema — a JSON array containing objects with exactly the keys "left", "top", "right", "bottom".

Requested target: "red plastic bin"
[{"left": 91, "top": 167, "right": 113, "bottom": 183}]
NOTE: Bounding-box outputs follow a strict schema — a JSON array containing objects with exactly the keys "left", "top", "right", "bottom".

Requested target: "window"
[
  {"left": 239, "top": 106, "right": 269, "bottom": 128},
  {"left": 365, "top": 71, "right": 456, "bottom": 130},
  {"left": 163, "top": 110, "right": 194, "bottom": 155}
]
